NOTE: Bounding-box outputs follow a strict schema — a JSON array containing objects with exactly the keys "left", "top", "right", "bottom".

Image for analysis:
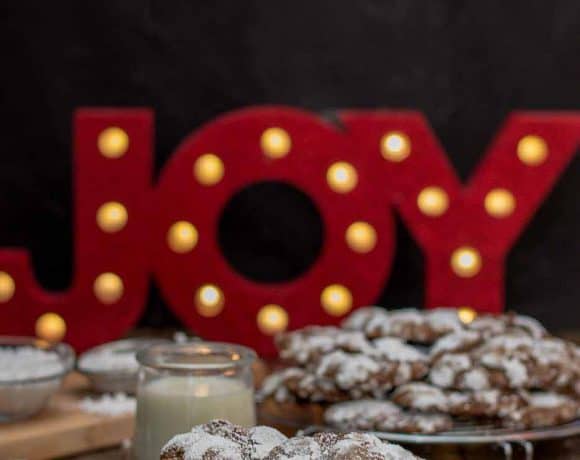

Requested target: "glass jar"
[{"left": 134, "top": 341, "right": 257, "bottom": 460}]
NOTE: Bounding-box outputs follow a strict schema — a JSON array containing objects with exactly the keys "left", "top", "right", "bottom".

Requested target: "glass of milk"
[{"left": 134, "top": 341, "right": 257, "bottom": 460}]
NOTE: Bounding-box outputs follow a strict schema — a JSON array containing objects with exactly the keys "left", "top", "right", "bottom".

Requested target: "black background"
[{"left": 0, "top": 1, "right": 578, "bottom": 332}]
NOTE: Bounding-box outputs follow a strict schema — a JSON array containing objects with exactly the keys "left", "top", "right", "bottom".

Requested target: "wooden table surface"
[{"left": 20, "top": 329, "right": 580, "bottom": 459}]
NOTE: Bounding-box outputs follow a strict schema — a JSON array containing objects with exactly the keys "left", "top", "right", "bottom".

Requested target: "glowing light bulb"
[
  {"left": 345, "top": 221, "right": 377, "bottom": 253},
  {"left": 257, "top": 304, "right": 288, "bottom": 335},
  {"left": 195, "top": 284, "right": 224, "bottom": 317},
  {"left": 457, "top": 306, "right": 477, "bottom": 324},
  {"left": 380, "top": 132, "right": 411, "bottom": 162},
  {"left": 450, "top": 247, "right": 482, "bottom": 278},
  {"left": 326, "top": 162, "right": 358, "bottom": 193},
  {"left": 93, "top": 272, "right": 124, "bottom": 304},
  {"left": 0, "top": 271, "right": 15, "bottom": 302},
  {"left": 98, "top": 127, "right": 129, "bottom": 159},
  {"left": 96, "top": 202, "right": 128, "bottom": 233},
  {"left": 321, "top": 284, "right": 353, "bottom": 316},
  {"left": 261, "top": 127, "right": 291, "bottom": 158},
  {"left": 517, "top": 135, "right": 548, "bottom": 166},
  {"left": 167, "top": 221, "right": 199, "bottom": 253},
  {"left": 35, "top": 313, "right": 66, "bottom": 343},
  {"left": 194, "top": 153, "right": 225, "bottom": 186},
  {"left": 417, "top": 186, "right": 449, "bottom": 217},
  {"left": 484, "top": 188, "right": 516, "bottom": 218}
]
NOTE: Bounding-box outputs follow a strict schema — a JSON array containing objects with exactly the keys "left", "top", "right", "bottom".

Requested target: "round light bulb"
[
  {"left": 484, "top": 188, "right": 516, "bottom": 218},
  {"left": 98, "top": 127, "right": 129, "bottom": 159},
  {"left": 457, "top": 306, "right": 477, "bottom": 325},
  {"left": 35, "top": 313, "right": 66, "bottom": 343},
  {"left": 257, "top": 304, "right": 289, "bottom": 335},
  {"left": 517, "top": 135, "right": 548, "bottom": 166},
  {"left": 194, "top": 153, "right": 225, "bottom": 186},
  {"left": 450, "top": 247, "right": 482, "bottom": 278},
  {"left": 380, "top": 131, "right": 411, "bottom": 162},
  {"left": 0, "top": 271, "right": 15, "bottom": 302},
  {"left": 321, "top": 284, "right": 353, "bottom": 316},
  {"left": 93, "top": 272, "right": 124, "bottom": 304},
  {"left": 326, "top": 162, "right": 358, "bottom": 193},
  {"left": 195, "top": 284, "right": 224, "bottom": 317},
  {"left": 345, "top": 221, "right": 377, "bottom": 253},
  {"left": 261, "top": 127, "right": 291, "bottom": 159},
  {"left": 96, "top": 202, "right": 128, "bottom": 233},
  {"left": 417, "top": 186, "right": 449, "bottom": 217},
  {"left": 167, "top": 221, "right": 199, "bottom": 253}
]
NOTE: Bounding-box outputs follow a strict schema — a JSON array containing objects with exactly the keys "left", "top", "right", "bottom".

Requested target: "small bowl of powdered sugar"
[
  {"left": 78, "top": 338, "right": 170, "bottom": 394},
  {"left": 0, "top": 336, "right": 74, "bottom": 422}
]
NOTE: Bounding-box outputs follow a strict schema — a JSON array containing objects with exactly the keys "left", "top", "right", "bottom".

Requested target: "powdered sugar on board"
[{"left": 78, "top": 393, "right": 136, "bottom": 416}]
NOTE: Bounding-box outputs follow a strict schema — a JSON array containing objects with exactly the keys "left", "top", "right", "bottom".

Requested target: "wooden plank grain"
[{"left": 0, "top": 374, "right": 134, "bottom": 460}]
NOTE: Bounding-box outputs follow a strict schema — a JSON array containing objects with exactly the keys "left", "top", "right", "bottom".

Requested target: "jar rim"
[{"left": 136, "top": 341, "right": 257, "bottom": 371}]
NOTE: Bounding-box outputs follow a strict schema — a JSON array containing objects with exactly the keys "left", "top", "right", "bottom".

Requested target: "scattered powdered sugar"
[
  {"left": 79, "top": 393, "right": 136, "bottom": 416},
  {"left": 0, "top": 346, "right": 64, "bottom": 381}
]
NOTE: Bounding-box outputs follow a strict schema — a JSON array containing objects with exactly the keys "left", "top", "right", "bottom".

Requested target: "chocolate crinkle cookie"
[
  {"left": 342, "top": 308, "right": 548, "bottom": 345},
  {"left": 259, "top": 341, "right": 429, "bottom": 403},
  {"left": 390, "top": 383, "right": 579, "bottom": 429},
  {"left": 391, "top": 382, "right": 527, "bottom": 418},
  {"left": 275, "top": 327, "right": 374, "bottom": 365},
  {"left": 324, "top": 400, "right": 452, "bottom": 434},
  {"left": 428, "top": 333, "right": 580, "bottom": 392},
  {"left": 342, "top": 307, "right": 463, "bottom": 344},
  {"left": 160, "top": 420, "right": 423, "bottom": 460}
]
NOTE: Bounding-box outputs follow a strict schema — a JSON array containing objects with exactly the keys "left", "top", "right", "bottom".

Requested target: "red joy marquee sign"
[{"left": 0, "top": 107, "right": 578, "bottom": 355}]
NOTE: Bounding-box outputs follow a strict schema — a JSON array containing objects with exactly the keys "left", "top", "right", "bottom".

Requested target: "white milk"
[{"left": 134, "top": 375, "right": 256, "bottom": 460}]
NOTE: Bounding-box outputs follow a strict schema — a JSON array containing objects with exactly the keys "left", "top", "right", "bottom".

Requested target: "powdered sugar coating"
[
  {"left": 162, "top": 420, "right": 422, "bottom": 459},
  {"left": 316, "top": 351, "right": 380, "bottom": 390},
  {"left": 324, "top": 400, "right": 401, "bottom": 430},
  {"left": 391, "top": 383, "right": 448, "bottom": 412},
  {"left": 249, "top": 426, "right": 289, "bottom": 459},
  {"left": 429, "top": 353, "right": 472, "bottom": 388},
  {"left": 341, "top": 307, "right": 387, "bottom": 331},
  {"left": 276, "top": 327, "right": 373, "bottom": 365},
  {"left": 372, "top": 337, "right": 428, "bottom": 362},
  {"left": 325, "top": 399, "right": 452, "bottom": 435},
  {"left": 429, "top": 330, "right": 482, "bottom": 359}
]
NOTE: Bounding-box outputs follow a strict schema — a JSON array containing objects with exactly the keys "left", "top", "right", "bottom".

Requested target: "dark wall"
[{"left": 0, "top": 1, "right": 578, "bottom": 332}]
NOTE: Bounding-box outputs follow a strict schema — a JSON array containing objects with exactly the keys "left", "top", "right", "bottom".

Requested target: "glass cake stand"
[{"left": 298, "top": 419, "right": 580, "bottom": 460}]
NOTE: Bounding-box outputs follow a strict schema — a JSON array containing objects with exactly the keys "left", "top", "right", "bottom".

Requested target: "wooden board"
[{"left": 0, "top": 373, "right": 134, "bottom": 460}]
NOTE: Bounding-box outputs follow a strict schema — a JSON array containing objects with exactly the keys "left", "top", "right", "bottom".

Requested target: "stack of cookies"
[{"left": 259, "top": 307, "right": 580, "bottom": 433}]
